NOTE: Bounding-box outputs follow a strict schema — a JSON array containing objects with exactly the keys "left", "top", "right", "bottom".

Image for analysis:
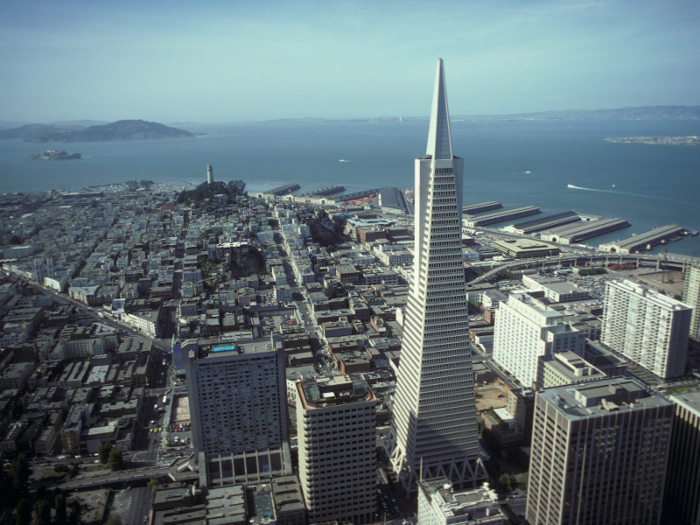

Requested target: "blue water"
[{"left": 1, "top": 119, "right": 699, "bottom": 256}]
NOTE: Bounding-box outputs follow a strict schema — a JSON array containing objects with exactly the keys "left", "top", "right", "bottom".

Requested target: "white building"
[
  {"left": 601, "top": 279, "right": 692, "bottom": 379},
  {"left": 296, "top": 375, "right": 376, "bottom": 524},
  {"left": 492, "top": 294, "right": 586, "bottom": 389},
  {"left": 683, "top": 263, "right": 700, "bottom": 341},
  {"left": 384, "top": 60, "right": 485, "bottom": 493},
  {"left": 418, "top": 478, "right": 504, "bottom": 525}
]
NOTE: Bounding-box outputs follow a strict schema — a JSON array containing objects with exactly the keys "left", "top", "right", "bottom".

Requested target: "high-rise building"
[
  {"left": 526, "top": 378, "right": 673, "bottom": 525},
  {"left": 207, "top": 164, "right": 214, "bottom": 184},
  {"left": 683, "top": 262, "right": 700, "bottom": 341},
  {"left": 383, "top": 59, "right": 485, "bottom": 492},
  {"left": 296, "top": 375, "right": 376, "bottom": 524},
  {"left": 492, "top": 293, "right": 586, "bottom": 389},
  {"left": 601, "top": 279, "right": 692, "bottom": 379},
  {"left": 185, "top": 334, "right": 291, "bottom": 485},
  {"left": 417, "top": 478, "right": 505, "bottom": 525},
  {"left": 663, "top": 391, "right": 700, "bottom": 525}
]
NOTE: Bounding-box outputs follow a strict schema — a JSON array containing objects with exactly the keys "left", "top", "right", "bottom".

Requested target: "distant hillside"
[
  {"left": 453, "top": 105, "right": 700, "bottom": 122},
  {"left": 0, "top": 123, "right": 86, "bottom": 140},
  {"left": 0, "top": 120, "right": 197, "bottom": 142},
  {"left": 255, "top": 105, "right": 700, "bottom": 124}
]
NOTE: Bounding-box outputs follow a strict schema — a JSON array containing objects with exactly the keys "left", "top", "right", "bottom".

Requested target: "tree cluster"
[
  {"left": 176, "top": 180, "right": 244, "bottom": 205},
  {"left": 306, "top": 218, "right": 346, "bottom": 248},
  {"left": 229, "top": 247, "right": 266, "bottom": 279}
]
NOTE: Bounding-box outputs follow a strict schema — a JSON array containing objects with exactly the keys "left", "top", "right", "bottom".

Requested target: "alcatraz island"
[{"left": 28, "top": 150, "right": 81, "bottom": 160}]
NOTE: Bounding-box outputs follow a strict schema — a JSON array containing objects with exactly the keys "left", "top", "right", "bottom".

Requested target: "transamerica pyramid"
[{"left": 383, "top": 59, "right": 486, "bottom": 493}]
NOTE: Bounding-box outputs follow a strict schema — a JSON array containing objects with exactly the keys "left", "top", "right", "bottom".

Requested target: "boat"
[
  {"left": 690, "top": 231, "right": 699, "bottom": 237},
  {"left": 568, "top": 184, "right": 575, "bottom": 188},
  {"left": 339, "top": 159, "right": 347, "bottom": 162}
]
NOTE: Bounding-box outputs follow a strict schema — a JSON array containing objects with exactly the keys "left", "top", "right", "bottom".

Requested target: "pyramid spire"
[{"left": 425, "top": 58, "right": 453, "bottom": 160}]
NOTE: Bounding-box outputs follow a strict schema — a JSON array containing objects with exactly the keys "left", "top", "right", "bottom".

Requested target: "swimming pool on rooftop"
[{"left": 212, "top": 344, "right": 235, "bottom": 352}]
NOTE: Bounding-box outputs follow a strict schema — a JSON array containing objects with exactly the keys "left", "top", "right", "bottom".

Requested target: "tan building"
[{"left": 535, "top": 351, "right": 606, "bottom": 390}]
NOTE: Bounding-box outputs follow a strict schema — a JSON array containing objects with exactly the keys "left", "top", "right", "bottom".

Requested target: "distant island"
[
  {"left": 0, "top": 120, "right": 197, "bottom": 143},
  {"left": 604, "top": 136, "right": 700, "bottom": 146},
  {"left": 28, "top": 150, "right": 81, "bottom": 160}
]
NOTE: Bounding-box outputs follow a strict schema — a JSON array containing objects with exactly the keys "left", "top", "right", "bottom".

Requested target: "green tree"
[
  {"left": 498, "top": 474, "right": 513, "bottom": 492},
  {"left": 10, "top": 453, "right": 31, "bottom": 498},
  {"left": 53, "top": 464, "right": 69, "bottom": 475},
  {"left": 108, "top": 447, "right": 124, "bottom": 472},
  {"left": 68, "top": 462, "right": 81, "bottom": 479},
  {"left": 34, "top": 500, "right": 52, "bottom": 525},
  {"left": 15, "top": 499, "right": 31, "bottom": 525},
  {"left": 54, "top": 493, "right": 67, "bottom": 525},
  {"left": 147, "top": 478, "right": 159, "bottom": 490},
  {"left": 98, "top": 441, "right": 113, "bottom": 464}
]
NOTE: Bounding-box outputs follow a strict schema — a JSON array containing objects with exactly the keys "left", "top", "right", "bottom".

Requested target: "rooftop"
[
  {"left": 539, "top": 378, "right": 672, "bottom": 420},
  {"left": 297, "top": 374, "right": 375, "bottom": 409}
]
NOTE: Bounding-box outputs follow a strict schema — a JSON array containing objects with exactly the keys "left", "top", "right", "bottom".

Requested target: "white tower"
[
  {"left": 207, "top": 164, "right": 214, "bottom": 185},
  {"left": 383, "top": 59, "right": 485, "bottom": 493}
]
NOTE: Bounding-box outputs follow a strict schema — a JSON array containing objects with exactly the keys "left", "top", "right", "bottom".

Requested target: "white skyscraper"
[
  {"left": 384, "top": 59, "right": 485, "bottom": 493},
  {"left": 601, "top": 279, "right": 692, "bottom": 379},
  {"left": 492, "top": 293, "right": 586, "bottom": 389}
]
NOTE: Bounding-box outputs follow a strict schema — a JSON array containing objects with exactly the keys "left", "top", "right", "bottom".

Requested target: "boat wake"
[{"left": 567, "top": 184, "right": 692, "bottom": 204}]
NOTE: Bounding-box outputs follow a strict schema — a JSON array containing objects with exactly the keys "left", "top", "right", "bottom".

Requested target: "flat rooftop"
[
  {"left": 601, "top": 225, "right": 684, "bottom": 249},
  {"left": 539, "top": 378, "right": 672, "bottom": 421},
  {"left": 671, "top": 390, "right": 700, "bottom": 417}
]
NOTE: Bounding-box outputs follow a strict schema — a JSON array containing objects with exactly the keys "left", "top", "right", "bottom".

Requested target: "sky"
[{"left": 1, "top": 0, "right": 700, "bottom": 124}]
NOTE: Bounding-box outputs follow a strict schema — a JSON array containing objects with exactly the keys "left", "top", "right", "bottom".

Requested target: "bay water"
[{"left": 1, "top": 119, "right": 699, "bottom": 256}]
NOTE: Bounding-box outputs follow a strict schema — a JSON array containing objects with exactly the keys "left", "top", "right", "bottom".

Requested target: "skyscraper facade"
[
  {"left": 384, "top": 59, "right": 484, "bottom": 492},
  {"left": 296, "top": 375, "right": 376, "bottom": 524},
  {"left": 527, "top": 378, "right": 673, "bottom": 525},
  {"left": 683, "top": 262, "right": 700, "bottom": 341},
  {"left": 663, "top": 391, "right": 700, "bottom": 525},
  {"left": 601, "top": 279, "right": 692, "bottom": 379},
  {"left": 185, "top": 334, "right": 291, "bottom": 485}
]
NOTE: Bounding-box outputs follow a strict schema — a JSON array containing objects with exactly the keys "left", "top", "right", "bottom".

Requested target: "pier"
[
  {"left": 599, "top": 225, "right": 686, "bottom": 254},
  {"left": 335, "top": 188, "right": 384, "bottom": 202},
  {"left": 300, "top": 185, "right": 345, "bottom": 197},
  {"left": 462, "top": 201, "right": 502, "bottom": 214},
  {"left": 540, "top": 217, "right": 630, "bottom": 244},
  {"left": 264, "top": 183, "right": 300, "bottom": 196},
  {"left": 463, "top": 206, "right": 541, "bottom": 227},
  {"left": 504, "top": 211, "right": 581, "bottom": 235}
]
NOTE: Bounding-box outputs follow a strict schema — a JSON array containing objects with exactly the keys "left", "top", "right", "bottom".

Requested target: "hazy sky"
[{"left": 2, "top": 0, "right": 699, "bottom": 123}]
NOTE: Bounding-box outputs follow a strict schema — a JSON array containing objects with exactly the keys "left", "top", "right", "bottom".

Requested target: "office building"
[
  {"left": 493, "top": 294, "right": 586, "bottom": 389},
  {"left": 384, "top": 59, "right": 485, "bottom": 492},
  {"left": 683, "top": 262, "right": 700, "bottom": 341},
  {"left": 527, "top": 378, "right": 673, "bottom": 525},
  {"left": 185, "top": 334, "right": 291, "bottom": 485},
  {"left": 417, "top": 478, "right": 504, "bottom": 525},
  {"left": 535, "top": 351, "right": 605, "bottom": 390},
  {"left": 296, "top": 375, "right": 376, "bottom": 524},
  {"left": 664, "top": 391, "right": 700, "bottom": 525},
  {"left": 601, "top": 279, "right": 692, "bottom": 379}
]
